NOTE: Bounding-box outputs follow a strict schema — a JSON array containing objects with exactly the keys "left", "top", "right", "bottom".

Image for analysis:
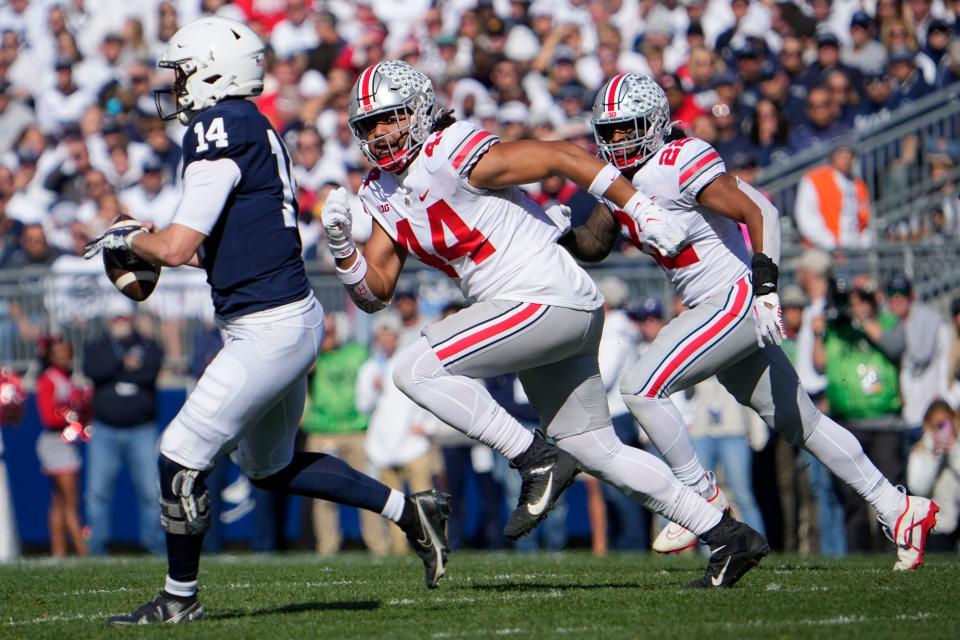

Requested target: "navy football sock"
[{"left": 250, "top": 452, "right": 392, "bottom": 514}]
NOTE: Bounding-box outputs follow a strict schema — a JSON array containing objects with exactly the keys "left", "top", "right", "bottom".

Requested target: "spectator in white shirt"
[
  {"left": 36, "top": 58, "right": 94, "bottom": 135},
  {"left": 119, "top": 156, "right": 180, "bottom": 227},
  {"left": 270, "top": 0, "right": 319, "bottom": 59}
]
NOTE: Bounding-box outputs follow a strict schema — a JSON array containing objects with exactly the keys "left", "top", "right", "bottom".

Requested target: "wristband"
[
  {"left": 751, "top": 252, "right": 779, "bottom": 296},
  {"left": 335, "top": 254, "right": 388, "bottom": 313},
  {"left": 588, "top": 163, "right": 622, "bottom": 199},
  {"left": 124, "top": 227, "right": 148, "bottom": 250}
]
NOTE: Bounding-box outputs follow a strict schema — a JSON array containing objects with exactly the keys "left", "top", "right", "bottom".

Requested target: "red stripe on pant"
[
  {"left": 436, "top": 303, "right": 542, "bottom": 362},
  {"left": 642, "top": 279, "right": 750, "bottom": 398}
]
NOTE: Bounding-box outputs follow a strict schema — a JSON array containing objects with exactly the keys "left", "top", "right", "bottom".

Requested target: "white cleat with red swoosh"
[
  {"left": 883, "top": 494, "right": 940, "bottom": 571},
  {"left": 653, "top": 472, "right": 729, "bottom": 554}
]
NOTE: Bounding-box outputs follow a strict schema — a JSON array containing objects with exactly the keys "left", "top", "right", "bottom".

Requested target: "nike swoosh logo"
[
  {"left": 711, "top": 555, "right": 732, "bottom": 587},
  {"left": 418, "top": 190, "right": 430, "bottom": 201},
  {"left": 526, "top": 472, "right": 553, "bottom": 515},
  {"left": 664, "top": 525, "right": 688, "bottom": 540}
]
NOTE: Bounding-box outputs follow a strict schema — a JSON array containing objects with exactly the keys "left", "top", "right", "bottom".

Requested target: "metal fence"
[
  {"left": 756, "top": 83, "right": 960, "bottom": 240},
  {"left": 3, "top": 241, "right": 960, "bottom": 376}
]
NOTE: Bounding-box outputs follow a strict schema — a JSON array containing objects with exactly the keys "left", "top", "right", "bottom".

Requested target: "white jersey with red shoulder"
[
  {"left": 358, "top": 120, "right": 602, "bottom": 310},
  {"left": 609, "top": 137, "right": 752, "bottom": 307}
]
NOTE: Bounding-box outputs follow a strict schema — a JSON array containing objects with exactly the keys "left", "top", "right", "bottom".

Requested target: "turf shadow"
[{"left": 210, "top": 599, "right": 380, "bottom": 620}]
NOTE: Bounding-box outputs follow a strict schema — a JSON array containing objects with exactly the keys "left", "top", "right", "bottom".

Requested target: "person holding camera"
[
  {"left": 813, "top": 276, "right": 905, "bottom": 553},
  {"left": 907, "top": 400, "right": 960, "bottom": 552}
]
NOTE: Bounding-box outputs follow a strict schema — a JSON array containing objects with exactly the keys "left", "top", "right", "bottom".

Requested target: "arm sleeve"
[
  {"left": 794, "top": 176, "right": 837, "bottom": 250},
  {"left": 171, "top": 159, "right": 242, "bottom": 235}
]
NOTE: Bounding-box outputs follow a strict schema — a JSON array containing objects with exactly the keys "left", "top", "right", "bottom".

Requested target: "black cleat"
[
  {"left": 404, "top": 489, "right": 451, "bottom": 589},
  {"left": 106, "top": 591, "right": 205, "bottom": 625},
  {"left": 504, "top": 433, "right": 580, "bottom": 541},
  {"left": 687, "top": 512, "right": 770, "bottom": 589}
]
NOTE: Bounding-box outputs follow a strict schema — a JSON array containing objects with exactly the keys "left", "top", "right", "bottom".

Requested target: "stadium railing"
[
  {"left": 3, "top": 241, "right": 960, "bottom": 375},
  {"left": 756, "top": 82, "right": 960, "bottom": 240}
]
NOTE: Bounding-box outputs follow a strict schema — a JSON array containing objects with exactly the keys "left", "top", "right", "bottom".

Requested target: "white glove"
[
  {"left": 320, "top": 187, "right": 355, "bottom": 259},
  {"left": 637, "top": 205, "right": 688, "bottom": 257},
  {"left": 753, "top": 292, "right": 785, "bottom": 348},
  {"left": 544, "top": 204, "right": 572, "bottom": 236},
  {"left": 82, "top": 219, "right": 148, "bottom": 259}
]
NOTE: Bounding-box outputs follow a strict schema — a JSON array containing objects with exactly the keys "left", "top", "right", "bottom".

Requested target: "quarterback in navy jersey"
[{"left": 84, "top": 17, "right": 449, "bottom": 625}]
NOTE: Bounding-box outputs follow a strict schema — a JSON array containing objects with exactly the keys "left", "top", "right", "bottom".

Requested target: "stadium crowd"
[{"left": 2, "top": 0, "right": 960, "bottom": 559}]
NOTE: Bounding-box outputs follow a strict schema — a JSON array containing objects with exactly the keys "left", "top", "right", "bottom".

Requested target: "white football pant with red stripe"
[
  {"left": 622, "top": 278, "right": 919, "bottom": 563},
  {"left": 392, "top": 299, "right": 725, "bottom": 536}
]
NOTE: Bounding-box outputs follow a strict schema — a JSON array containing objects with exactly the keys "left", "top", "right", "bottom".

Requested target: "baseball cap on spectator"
[
  {"left": 780, "top": 284, "right": 808, "bottom": 308},
  {"left": 486, "top": 16, "right": 506, "bottom": 37},
  {"left": 54, "top": 56, "right": 74, "bottom": 70},
  {"left": 103, "top": 32, "right": 124, "bottom": 44},
  {"left": 597, "top": 276, "right": 629, "bottom": 309},
  {"left": 816, "top": 32, "right": 840, "bottom": 49},
  {"left": 831, "top": 135, "right": 856, "bottom": 154},
  {"left": 929, "top": 18, "right": 952, "bottom": 35},
  {"left": 142, "top": 156, "right": 164, "bottom": 173},
  {"left": 796, "top": 248, "right": 833, "bottom": 276},
  {"left": 711, "top": 69, "right": 738, "bottom": 89},
  {"left": 888, "top": 47, "right": 916, "bottom": 65},
  {"left": 436, "top": 33, "right": 457, "bottom": 48},
  {"left": 474, "top": 101, "right": 499, "bottom": 121},
  {"left": 864, "top": 71, "right": 888, "bottom": 85},
  {"left": 687, "top": 22, "right": 705, "bottom": 38},
  {"left": 557, "top": 84, "right": 587, "bottom": 105},
  {"left": 926, "top": 137, "right": 960, "bottom": 166},
  {"left": 759, "top": 60, "right": 782, "bottom": 82},
  {"left": 394, "top": 287, "right": 417, "bottom": 302},
  {"left": 554, "top": 45, "right": 577, "bottom": 64},
  {"left": 102, "top": 119, "right": 123, "bottom": 135},
  {"left": 498, "top": 101, "right": 529, "bottom": 124},
  {"left": 371, "top": 311, "right": 402, "bottom": 335},
  {"left": 628, "top": 297, "right": 664, "bottom": 321},
  {"left": 736, "top": 41, "right": 762, "bottom": 59},
  {"left": 850, "top": 11, "right": 871, "bottom": 29},
  {"left": 61, "top": 122, "right": 83, "bottom": 140},
  {"left": 886, "top": 272, "right": 912, "bottom": 297}
]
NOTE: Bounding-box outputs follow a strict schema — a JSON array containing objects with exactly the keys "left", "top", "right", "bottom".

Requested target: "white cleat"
[
  {"left": 653, "top": 473, "right": 729, "bottom": 554},
  {"left": 882, "top": 494, "right": 940, "bottom": 571}
]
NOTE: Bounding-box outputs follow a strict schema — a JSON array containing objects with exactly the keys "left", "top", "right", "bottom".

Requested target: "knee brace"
[{"left": 159, "top": 455, "right": 211, "bottom": 536}]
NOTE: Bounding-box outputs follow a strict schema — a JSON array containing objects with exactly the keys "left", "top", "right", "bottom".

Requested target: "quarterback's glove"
[
  {"left": 753, "top": 292, "right": 786, "bottom": 348},
  {"left": 637, "top": 204, "right": 688, "bottom": 258},
  {"left": 321, "top": 186, "right": 356, "bottom": 259},
  {"left": 82, "top": 219, "right": 148, "bottom": 259},
  {"left": 544, "top": 204, "right": 572, "bottom": 236}
]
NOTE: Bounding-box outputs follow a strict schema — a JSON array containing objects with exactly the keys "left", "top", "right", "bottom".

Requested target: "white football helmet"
[
  {"left": 592, "top": 73, "right": 672, "bottom": 169},
  {"left": 347, "top": 60, "right": 438, "bottom": 172},
  {"left": 155, "top": 16, "right": 265, "bottom": 125}
]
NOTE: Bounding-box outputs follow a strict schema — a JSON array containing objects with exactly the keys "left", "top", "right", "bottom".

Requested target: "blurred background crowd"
[{"left": 3, "top": 0, "right": 960, "bottom": 560}]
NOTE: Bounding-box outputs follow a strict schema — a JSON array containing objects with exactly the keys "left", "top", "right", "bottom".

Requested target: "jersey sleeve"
[
  {"left": 180, "top": 106, "right": 254, "bottom": 169},
  {"left": 433, "top": 121, "right": 500, "bottom": 179},
  {"left": 674, "top": 138, "right": 726, "bottom": 203}
]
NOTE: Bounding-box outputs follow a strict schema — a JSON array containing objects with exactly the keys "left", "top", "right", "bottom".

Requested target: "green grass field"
[{"left": 1, "top": 552, "right": 956, "bottom": 639}]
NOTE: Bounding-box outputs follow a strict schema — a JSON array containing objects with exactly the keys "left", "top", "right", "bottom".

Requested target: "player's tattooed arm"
[
  {"left": 467, "top": 140, "right": 640, "bottom": 210},
  {"left": 335, "top": 220, "right": 407, "bottom": 313},
  {"left": 559, "top": 202, "right": 619, "bottom": 263}
]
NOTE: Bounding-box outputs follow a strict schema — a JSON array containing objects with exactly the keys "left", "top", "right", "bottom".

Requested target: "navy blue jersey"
[{"left": 181, "top": 99, "right": 311, "bottom": 318}]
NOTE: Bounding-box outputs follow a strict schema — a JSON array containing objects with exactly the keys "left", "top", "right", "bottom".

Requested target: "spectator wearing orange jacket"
[{"left": 794, "top": 140, "right": 874, "bottom": 250}]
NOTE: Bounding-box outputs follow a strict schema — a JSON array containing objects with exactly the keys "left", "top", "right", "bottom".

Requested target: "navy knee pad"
[{"left": 158, "top": 455, "right": 211, "bottom": 536}]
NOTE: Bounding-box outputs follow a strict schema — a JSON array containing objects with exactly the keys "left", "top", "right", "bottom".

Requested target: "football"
[{"left": 102, "top": 215, "right": 160, "bottom": 302}]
